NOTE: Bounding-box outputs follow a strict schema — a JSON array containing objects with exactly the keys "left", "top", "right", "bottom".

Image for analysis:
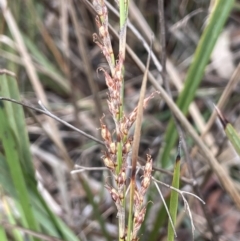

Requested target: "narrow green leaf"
[
  {"left": 4, "top": 199, "right": 25, "bottom": 241},
  {"left": 161, "top": 0, "right": 235, "bottom": 167},
  {"left": 0, "top": 75, "right": 40, "bottom": 241},
  {"left": 6, "top": 74, "right": 36, "bottom": 178},
  {"left": 0, "top": 226, "right": 7, "bottom": 241},
  {"left": 167, "top": 155, "right": 181, "bottom": 241}
]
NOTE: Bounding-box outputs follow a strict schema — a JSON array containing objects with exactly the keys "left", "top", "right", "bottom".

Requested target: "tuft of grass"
[{"left": 0, "top": 73, "right": 81, "bottom": 241}]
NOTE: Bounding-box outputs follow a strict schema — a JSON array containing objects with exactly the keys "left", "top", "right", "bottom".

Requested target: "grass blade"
[
  {"left": 161, "top": 0, "right": 235, "bottom": 167},
  {"left": 127, "top": 41, "right": 152, "bottom": 241},
  {"left": 0, "top": 74, "right": 40, "bottom": 241},
  {"left": 167, "top": 152, "right": 181, "bottom": 241},
  {"left": 0, "top": 227, "right": 7, "bottom": 241}
]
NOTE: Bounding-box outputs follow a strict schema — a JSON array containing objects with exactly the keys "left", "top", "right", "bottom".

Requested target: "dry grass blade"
[
  {"left": 68, "top": 0, "right": 103, "bottom": 120},
  {"left": 0, "top": 0, "right": 74, "bottom": 172},
  {"left": 0, "top": 1, "right": 47, "bottom": 103},
  {"left": 0, "top": 97, "right": 104, "bottom": 145},
  {"left": 190, "top": 63, "right": 240, "bottom": 158},
  {"left": 127, "top": 40, "right": 152, "bottom": 241},
  {"left": 25, "top": 0, "right": 68, "bottom": 80}
]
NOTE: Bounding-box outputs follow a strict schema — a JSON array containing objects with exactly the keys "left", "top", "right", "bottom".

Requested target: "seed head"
[
  {"left": 116, "top": 166, "right": 126, "bottom": 186},
  {"left": 100, "top": 116, "right": 112, "bottom": 142},
  {"left": 105, "top": 185, "right": 121, "bottom": 205},
  {"left": 102, "top": 154, "right": 116, "bottom": 171},
  {"left": 109, "top": 142, "right": 117, "bottom": 154}
]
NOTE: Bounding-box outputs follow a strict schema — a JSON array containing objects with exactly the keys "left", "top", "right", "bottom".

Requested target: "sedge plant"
[
  {"left": 0, "top": 1, "right": 206, "bottom": 240},
  {"left": 92, "top": 0, "right": 155, "bottom": 240},
  {"left": 90, "top": 1, "right": 204, "bottom": 241}
]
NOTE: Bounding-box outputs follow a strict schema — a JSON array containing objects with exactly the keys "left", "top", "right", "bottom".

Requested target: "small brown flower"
[
  {"left": 116, "top": 166, "right": 126, "bottom": 186},
  {"left": 100, "top": 116, "right": 112, "bottom": 142},
  {"left": 144, "top": 154, "right": 153, "bottom": 175},
  {"left": 105, "top": 185, "right": 121, "bottom": 205},
  {"left": 132, "top": 206, "right": 147, "bottom": 240},
  {"left": 102, "top": 153, "right": 116, "bottom": 171},
  {"left": 109, "top": 142, "right": 117, "bottom": 154},
  {"left": 134, "top": 186, "right": 143, "bottom": 210}
]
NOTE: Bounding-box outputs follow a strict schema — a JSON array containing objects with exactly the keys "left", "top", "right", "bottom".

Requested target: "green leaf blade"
[
  {"left": 161, "top": 0, "right": 235, "bottom": 167},
  {"left": 167, "top": 156, "right": 181, "bottom": 241}
]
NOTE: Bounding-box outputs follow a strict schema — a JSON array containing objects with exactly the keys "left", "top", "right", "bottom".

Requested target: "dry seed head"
[
  {"left": 132, "top": 206, "right": 147, "bottom": 238},
  {"left": 102, "top": 154, "right": 116, "bottom": 171},
  {"left": 144, "top": 154, "right": 153, "bottom": 175},
  {"left": 105, "top": 185, "right": 121, "bottom": 205},
  {"left": 123, "top": 94, "right": 156, "bottom": 133},
  {"left": 98, "top": 68, "right": 114, "bottom": 90},
  {"left": 93, "top": 2, "right": 115, "bottom": 74},
  {"left": 107, "top": 99, "right": 119, "bottom": 118},
  {"left": 92, "top": 0, "right": 106, "bottom": 16},
  {"left": 140, "top": 154, "right": 153, "bottom": 195},
  {"left": 116, "top": 166, "right": 126, "bottom": 186},
  {"left": 113, "top": 54, "right": 124, "bottom": 81},
  {"left": 134, "top": 206, "right": 146, "bottom": 223},
  {"left": 127, "top": 106, "right": 138, "bottom": 128},
  {"left": 109, "top": 142, "right": 117, "bottom": 154},
  {"left": 134, "top": 187, "right": 143, "bottom": 210},
  {"left": 99, "top": 25, "right": 106, "bottom": 39},
  {"left": 123, "top": 138, "right": 132, "bottom": 154},
  {"left": 120, "top": 116, "right": 128, "bottom": 137},
  {"left": 95, "top": 15, "right": 102, "bottom": 29},
  {"left": 140, "top": 176, "right": 151, "bottom": 195},
  {"left": 143, "top": 93, "right": 155, "bottom": 108},
  {"left": 93, "top": 33, "right": 103, "bottom": 49},
  {"left": 100, "top": 124, "right": 111, "bottom": 142},
  {"left": 100, "top": 115, "right": 112, "bottom": 142}
]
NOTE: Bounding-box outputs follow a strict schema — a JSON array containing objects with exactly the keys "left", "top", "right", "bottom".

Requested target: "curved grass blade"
[
  {"left": 161, "top": 0, "right": 235, "bottom": 167},
  {"left": 0, "top": 74, "right": 40, "bottom": 241}
]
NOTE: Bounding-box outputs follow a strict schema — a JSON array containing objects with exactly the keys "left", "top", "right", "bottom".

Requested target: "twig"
[
  {"left": 153, "top": 181, "right": 177, "bottom": 237},
  {"left": 0, "top": 97, "right": 104, "bottom": 145},
  {"left": 0, "top": 69, "right": 16, "bottom": 77},
  {"left": 152, "top": 176, "right": 205, "bottom": 235}
]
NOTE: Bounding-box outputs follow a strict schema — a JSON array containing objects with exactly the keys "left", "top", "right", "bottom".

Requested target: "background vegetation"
[{"left": 0, "top": 0, "right": 240, "bottom": 240}]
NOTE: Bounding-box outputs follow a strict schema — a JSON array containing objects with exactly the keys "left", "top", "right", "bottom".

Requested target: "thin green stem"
[
  {"left": 117, "top": 142, "right": 123, "bottom": 174},
  {"left": 118, "top": 1, "right": 129, "bottom": 240},
  {"left": 127, "top": 178, "right": 135, "bottom": 241}
]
